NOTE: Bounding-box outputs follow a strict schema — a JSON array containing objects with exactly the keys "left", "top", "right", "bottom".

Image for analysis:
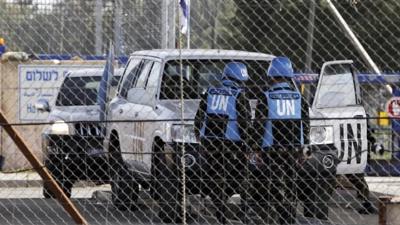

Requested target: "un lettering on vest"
[
  {"left": 276, "top": 99, "right": 296, "bottom": 116},
  {"left": 211, "top": 95, "right": 229, "bottom": 112}
]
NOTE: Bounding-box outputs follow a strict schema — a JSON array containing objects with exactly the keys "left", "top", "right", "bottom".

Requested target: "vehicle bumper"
[
  {"left": 169, "top": 141, "right": 248, "bottom": 194},
  {"left": 298, "top": 144, "right": 338, "bottom": 176},
  {"left": 42, "top": 134, "right": 109, "bottom": 182},
  {"left": 167, "top": 143, "right": 338, "bottom": 176}
]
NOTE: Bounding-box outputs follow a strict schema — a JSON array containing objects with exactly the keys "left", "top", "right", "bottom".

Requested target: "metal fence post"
[
  {"left": 95, "top": 0, "right": 103, "bottom": 55},
  {"left": 114, "top": 0, "right": 123, "bottom": 56}
]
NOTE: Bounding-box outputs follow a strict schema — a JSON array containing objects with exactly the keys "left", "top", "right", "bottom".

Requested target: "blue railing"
[{"left": 294, "top": 73, "right": 400, "bottom": 84}]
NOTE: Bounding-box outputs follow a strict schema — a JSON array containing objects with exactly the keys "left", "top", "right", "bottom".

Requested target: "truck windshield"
[
  {"left": 56, "top": 76, "right": 120, "bottom": 106},
  {"left": 160, "top": 59, "right": 270, "bottom": 99}
]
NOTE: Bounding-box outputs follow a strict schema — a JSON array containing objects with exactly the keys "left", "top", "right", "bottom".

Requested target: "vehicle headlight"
[
  {"left": 310, "top": 126, "right": 334, "bottom": 144},
  {"left": 171, "top": 124, "right": 198, "bottom": 143},
  {"left": 49, "top": 121, "right": 71, "bottom": 135}
]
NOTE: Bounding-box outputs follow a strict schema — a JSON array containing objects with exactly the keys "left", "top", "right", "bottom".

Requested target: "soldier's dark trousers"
[
  {"left": 201, "top": 139, "right": 246, "bottom": 223},
  {"left": 248, "top": 151, "right": 297, "bottom": 224}
]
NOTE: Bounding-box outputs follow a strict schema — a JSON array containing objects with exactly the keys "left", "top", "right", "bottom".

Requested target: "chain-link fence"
[{"left": 1, "top": 0, "right": 400, "bottom": 224}]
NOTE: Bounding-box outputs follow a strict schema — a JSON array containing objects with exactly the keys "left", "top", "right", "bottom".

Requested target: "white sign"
[{"left": 19, "top": 65, "right": 102, "bottom": 121}]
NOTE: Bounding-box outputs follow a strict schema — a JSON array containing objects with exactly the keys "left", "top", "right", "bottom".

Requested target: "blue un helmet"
[
  {"left": 222, "top": 62, "right": 249, "bottom": 83},
  {"left": 267, "top": 56, "right": 294, "bottom": 78}
]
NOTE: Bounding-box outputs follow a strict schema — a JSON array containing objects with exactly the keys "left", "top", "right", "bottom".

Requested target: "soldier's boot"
[
  {"left": 211, "top": 184, "right": 228, "bottom": 223},
  {"left": 304, "top": 202, "right": 316, "bottom": 218},
  {"left": 358, "top": 201, "right": 377, "bottom": 214},
  {"left": 276, "top": 188, "right": 296, "bottom": 224},
  {"left": 277, "top": 203, "right": 296, "bottom": 224},
  {"left": 214, "top": 194, "right": 228, "bottom": 224}
]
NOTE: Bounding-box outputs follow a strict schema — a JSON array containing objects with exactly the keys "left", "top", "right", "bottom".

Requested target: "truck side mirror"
[{"left": 35, "top": 99, "right": 50, "bottom": 112}]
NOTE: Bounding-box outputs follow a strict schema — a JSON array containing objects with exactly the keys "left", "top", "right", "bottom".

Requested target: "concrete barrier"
[{"left": 379, "top": 196, "right": 400, "bottom": 225}]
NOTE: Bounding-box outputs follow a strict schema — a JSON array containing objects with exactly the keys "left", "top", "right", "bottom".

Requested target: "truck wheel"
[
  {"left": 42, "top": 160, "right": 73, "bottom": 198},
  {"left": 151, "top": 141, "right": 162, "bottom": 201},
  {"left": 153, "top": 142, "right": 182, "bottom": 223},
  {"left": 300, "top": 150, "right": 337, "bottom": 220},
  {"left": 109, "top": 134, "right": 139, "bottom": 211}
]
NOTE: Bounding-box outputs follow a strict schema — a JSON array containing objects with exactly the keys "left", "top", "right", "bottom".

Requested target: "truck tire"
[
  {"left": 150, "top": 140, "right": 163, "bottom": 201},
  {"left": 42, "top": 159, "right": 73, "bottom": 198},
  {"left": 298, "top": 147, "right": 337, "bottom": 220},
  {"left": 109, "top": 133, "right": 139, "bottom": 211},
  {"left": 153, "top": 142, "right": 182, "bottom": 223}
]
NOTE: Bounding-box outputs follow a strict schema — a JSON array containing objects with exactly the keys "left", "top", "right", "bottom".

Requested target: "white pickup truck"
[
  {"left": 105, "top": 49, "right": 367, "bottom": 222},
  {"left": 36, "top": 68, "right": 122, "bottom": 198}
]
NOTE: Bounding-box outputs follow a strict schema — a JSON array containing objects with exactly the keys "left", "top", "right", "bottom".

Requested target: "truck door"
[{"left": 311, "top": 60, "right": 368, "bottom": 174}]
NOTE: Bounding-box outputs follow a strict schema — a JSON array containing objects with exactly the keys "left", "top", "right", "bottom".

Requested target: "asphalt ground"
[
  {"left": 0, "top": 187, "right": 382, "bottom": 225},
  {"left": 0, "top": 174, "right": 397, "bottom": 224}
]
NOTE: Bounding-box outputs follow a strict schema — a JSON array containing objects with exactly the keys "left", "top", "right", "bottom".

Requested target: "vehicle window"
[
  {"left": 55, "top": 75, "right": 120, "bottom": 106},
  {"left": 160, "top": 62, "right": 196, "bottom": 99},
  {"left": 146, "top": 62, "right": 161, "bottom": 91},
  {"left": 159, "top": 59, "right": 270, "bottom": 100},
  {"left": 315, "top": 64, "right": 357, "bottom": 108},
  {"left": 119, "top": 59, "right": 141, "bottom": 98},
  {"left": 135, "top": 60, "right": 153, "bottom": 89}
]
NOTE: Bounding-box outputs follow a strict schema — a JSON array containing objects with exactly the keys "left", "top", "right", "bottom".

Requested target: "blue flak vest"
[
  {"left": 262, "top": 82, "right": 303, "bottom": 148},
  {"left": 200, "top": 86, "right": 242, "bottom": 142}
]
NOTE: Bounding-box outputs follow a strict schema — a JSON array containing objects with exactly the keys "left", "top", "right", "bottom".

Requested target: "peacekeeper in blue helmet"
[
  {"left": 194, "top": 61, "right": 252, "bottom": 223},
  {"left": 248, "top": 56, "right": 309, "bottom": 224}
]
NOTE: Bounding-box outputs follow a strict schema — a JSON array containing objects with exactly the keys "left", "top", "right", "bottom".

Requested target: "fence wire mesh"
[{"left": 0, "top": 0, "right": 400, "bottom": 225}]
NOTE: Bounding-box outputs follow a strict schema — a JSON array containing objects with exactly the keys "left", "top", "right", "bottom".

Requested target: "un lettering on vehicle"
[
  {"left": 132, "top": 122, "right": 144, "bottom": 161},
  {"left": 339, "top": 123, "right": 362, "bottom": 164}
]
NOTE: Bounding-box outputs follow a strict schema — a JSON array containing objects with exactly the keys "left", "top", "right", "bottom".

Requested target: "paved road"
[
  {"left": 0, "top": 187, "right": 381, "bottom": 225},
  {"left": 0, "top": 175, "right": 397, "bottom": 225}
]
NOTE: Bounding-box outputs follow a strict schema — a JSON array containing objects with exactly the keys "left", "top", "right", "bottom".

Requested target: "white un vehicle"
[
  {"left": 105, "top": 49, "right": 367, "bottom": 222},
  {"left": 36, "top": 68, "right": 122, "bottom": 198},
  {"left": 299, "top": 60, "right": 368, "bottom": 219}
]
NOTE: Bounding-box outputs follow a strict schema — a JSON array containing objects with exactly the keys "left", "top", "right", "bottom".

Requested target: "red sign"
[{"left": 386, "top": 97, "right": 400, "bottom": 118}]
